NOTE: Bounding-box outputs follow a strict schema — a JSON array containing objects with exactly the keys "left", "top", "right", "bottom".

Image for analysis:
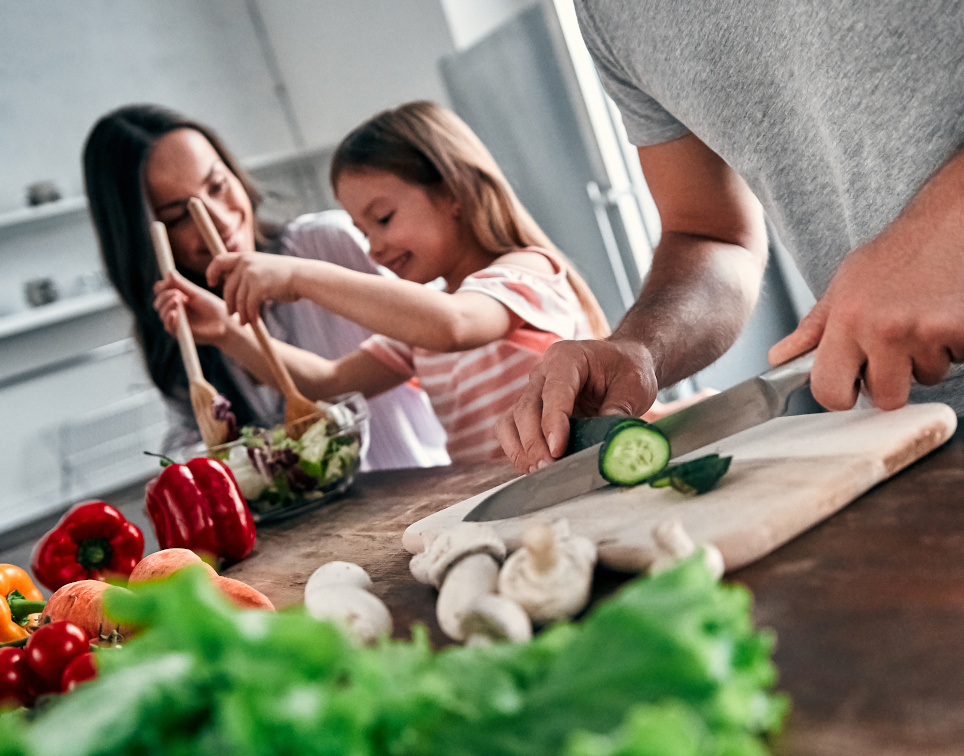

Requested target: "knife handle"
[{"left": 761, "top": 351, "right": 815, "bottom": 412}]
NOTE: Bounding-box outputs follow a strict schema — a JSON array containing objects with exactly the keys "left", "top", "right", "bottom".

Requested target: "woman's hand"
[
  {"left": 205, "top": 252, "right": 304, "bottom": 326},
  {"left": 496, "top": 338, "right": 660, "bottom": 473},
  {"left": 153, "top": 271, "right": 231, "bottom": 345}
]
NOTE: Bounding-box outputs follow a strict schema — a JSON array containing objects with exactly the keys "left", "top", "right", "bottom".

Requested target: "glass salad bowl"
[{"left": 207, "top": 392, "right": 370, "bottom": 524}]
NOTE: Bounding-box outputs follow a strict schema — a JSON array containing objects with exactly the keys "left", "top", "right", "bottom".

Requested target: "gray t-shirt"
[{"left": 575, "top": 0, "right": 964, "bottom": 409}]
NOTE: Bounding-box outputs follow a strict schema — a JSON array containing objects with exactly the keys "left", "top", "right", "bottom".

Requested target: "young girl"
[{"left": 158, "top": 101, "right": 612, "bottom": 462}]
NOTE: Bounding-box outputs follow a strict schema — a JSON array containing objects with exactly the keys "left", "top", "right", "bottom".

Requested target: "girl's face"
[
  {"left": 145, "top": 128, "right": 255, "bottom": 276},
  {"left": 335, "top": 168, "right": 485, "bottom": 289}
]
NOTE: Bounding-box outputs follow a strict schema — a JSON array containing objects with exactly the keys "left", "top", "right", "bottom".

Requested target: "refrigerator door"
[
  {"left": 439, "top": 1, "right": 807, "bottom": 398},
  {"left": 439, "top": 2, "right": 650, "bottom": 326}
]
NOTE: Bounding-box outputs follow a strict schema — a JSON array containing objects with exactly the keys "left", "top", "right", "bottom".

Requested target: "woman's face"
[
  {"left": 335, "top": 167, "right": 482, "bottom": 289},
  {"left": 144, "top": 128, "right": 255, "bottom": 277}
]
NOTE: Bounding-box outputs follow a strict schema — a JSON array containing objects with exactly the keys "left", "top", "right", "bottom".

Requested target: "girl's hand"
[
  {"left": 206, "top": 252, "right": 302, "bottom": 326},
  {"left": 153, "top": 271, "right": 231, "bottom": 345}
]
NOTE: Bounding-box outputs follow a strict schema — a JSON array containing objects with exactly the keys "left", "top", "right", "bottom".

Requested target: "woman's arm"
[{"left": 206, "top": 253, "right": 520, "bottom": 352}]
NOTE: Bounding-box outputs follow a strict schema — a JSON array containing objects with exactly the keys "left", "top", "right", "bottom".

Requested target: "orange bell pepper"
[{"left": 1, "top": 565, "right": 44, "bottom": 643}]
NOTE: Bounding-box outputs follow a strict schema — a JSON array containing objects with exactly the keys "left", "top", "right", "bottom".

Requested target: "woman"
[{"left": 83, "top": 103, "right": 449, "bottom": 469}]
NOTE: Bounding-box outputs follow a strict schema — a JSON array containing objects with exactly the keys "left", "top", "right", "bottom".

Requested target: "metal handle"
[{"left": 760, "top": 351, "right": 815, "bottom": 414}]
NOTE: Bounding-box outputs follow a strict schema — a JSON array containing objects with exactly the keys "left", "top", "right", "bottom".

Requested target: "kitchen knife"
[{"left": 462, "top": 351, "right": 815, "bottom": 522}]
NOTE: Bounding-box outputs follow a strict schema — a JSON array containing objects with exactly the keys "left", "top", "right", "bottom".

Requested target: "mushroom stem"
[
  {"left": 652, "top": 519, "right": 696, "bottom": 559},
  {"left": 649, "top": 518, "right": 725, "bottom": 579},
  {"left": 522, "top": 521, "right": 558, "bottom": 574}
]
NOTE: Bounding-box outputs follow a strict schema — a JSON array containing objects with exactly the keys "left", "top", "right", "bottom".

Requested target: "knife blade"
[{"left": 462, "top": 351, "right": 815, "bottom": 522}]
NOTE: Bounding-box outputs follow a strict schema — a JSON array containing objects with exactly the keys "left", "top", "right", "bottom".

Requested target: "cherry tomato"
[
  {"left": 24, "top": 621, "right": 89, "bottom": 685},
  {"left": 60, "top": 651, "right": 97, "bottom": 693},
  {"left": 0, "top": 647, "right": 31, "bottom": 709}
]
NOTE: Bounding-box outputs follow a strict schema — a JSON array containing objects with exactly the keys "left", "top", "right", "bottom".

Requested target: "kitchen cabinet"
[{"left": 0, "top": 146, "right": 336, "bottom": 535}]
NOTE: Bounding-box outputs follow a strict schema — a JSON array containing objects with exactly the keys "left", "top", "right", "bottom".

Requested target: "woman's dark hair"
[{"left": 82, "top": 103, "right": 281, "bottom": 427}]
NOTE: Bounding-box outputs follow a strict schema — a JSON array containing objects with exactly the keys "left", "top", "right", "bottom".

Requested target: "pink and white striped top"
[{"left": 361, "top": 249, "right": 593, "bottom": 462}]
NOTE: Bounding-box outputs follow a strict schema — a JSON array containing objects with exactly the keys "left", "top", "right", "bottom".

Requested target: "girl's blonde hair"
[{"left": 330, "top": 101, "right": 611, "bottom": 339}]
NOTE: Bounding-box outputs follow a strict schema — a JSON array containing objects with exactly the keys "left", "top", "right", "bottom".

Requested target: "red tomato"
[
  {"left": 60, "top": 651, "right": 97, "bottom": 693},
  {"left": 24, "top": 621, "right": 89, "bottom": 685},
  {"left": 0, "top": 647, "right": 31, "bottom": 709}
]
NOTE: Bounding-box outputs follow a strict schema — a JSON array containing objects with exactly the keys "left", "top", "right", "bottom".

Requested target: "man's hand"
[
  {"left": 770, "top": 148, "right": 964, "bottom": 410},
  {"left": 496, "top": 338, "right": 659, "bottom": 473}
]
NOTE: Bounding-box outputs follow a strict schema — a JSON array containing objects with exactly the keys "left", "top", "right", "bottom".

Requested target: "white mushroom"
[
  {"left": 648, "top": 518, "right": 725, "bottom": 579},
  {"left": 497, "top": 519, "right": 597, "bottom": 624},
  {"left": 409, "top": 523, "right": 507, "bottom": 642},
  {"left": 306, "top": 560, "right": 373, "bottom": 593},
  {"left": 303, "top": 561, "right": 392, "bottom": 645},
  {"left": 461, "top": 594, "right": 532, "bottom": 646}
]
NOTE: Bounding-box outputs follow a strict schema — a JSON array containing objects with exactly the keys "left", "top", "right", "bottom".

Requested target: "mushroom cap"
[
  {"left": 304, "top": 584, "right": 392, "bottom": 645},
  {"left": 409, "top": 522, "right": 507, "bottom": 588},
  {"left": 461, "top": 593, "right": 532, "bottom": 645},
  {"left": 305, "top": 561, "right": 373, "bottom": 594}
]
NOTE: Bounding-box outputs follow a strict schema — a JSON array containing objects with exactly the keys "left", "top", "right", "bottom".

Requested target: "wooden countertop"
[{"left": 226, "top": 423, "right": 964, "bottom": 756}]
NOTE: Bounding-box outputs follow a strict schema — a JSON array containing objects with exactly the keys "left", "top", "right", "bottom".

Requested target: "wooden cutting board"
[{"left": 403, "top": 403, "right": 958, "bottom": 574}]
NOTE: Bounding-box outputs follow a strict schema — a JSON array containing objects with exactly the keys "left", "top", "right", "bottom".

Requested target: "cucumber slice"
[
  {"left": 597, "top": 419, "right": 671, "bottom": 486},
  {"left": 564, "top": 416, "right": 631, "bottom": 456},
  {"left": 648, "top": 453, "right": 732, "bottom": 495}
]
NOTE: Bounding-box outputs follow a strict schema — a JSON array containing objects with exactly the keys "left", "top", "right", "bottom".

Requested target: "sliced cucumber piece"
[
  {"left": 597, "top": 418, "right": 671, "bottom": 486},
  {"left": 648, "top": 453, "right": 732, "bottom": 495}
]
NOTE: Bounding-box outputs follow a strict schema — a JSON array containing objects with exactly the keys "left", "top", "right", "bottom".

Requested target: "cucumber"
[
  {"left": 564, "top": 416, "right": 630, "bottom": 456},
  {"left": 648, "top": 453, "right": 732, "bottom": 495},
  {"left": 597, "top": 418, "right": 671, "bottom": 486}
]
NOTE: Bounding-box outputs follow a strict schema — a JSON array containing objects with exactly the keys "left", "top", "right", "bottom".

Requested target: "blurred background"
[{"left": 0, "top": 0, "right": 814, "bottom": 536}]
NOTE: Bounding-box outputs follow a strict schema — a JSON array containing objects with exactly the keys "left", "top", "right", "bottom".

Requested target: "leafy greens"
[{"left": 0, "top": 557, "right": 786, "bottom": 755}]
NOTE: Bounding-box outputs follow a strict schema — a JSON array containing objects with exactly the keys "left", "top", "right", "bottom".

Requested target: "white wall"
[
  {"left": 252, "top": 0, "right": 454, "bottom": 149},
  {"left": 0, "top": 0, "right": 293, "bottom": 214},
  {"left": 439, "top": 0, "right": 536, "bottom": 50}
]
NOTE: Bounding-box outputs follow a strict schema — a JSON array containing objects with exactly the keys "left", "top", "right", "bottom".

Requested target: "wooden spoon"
[
  {"left": 186, "top": 198, "right": 326, "bottom": 439},
  {"left": 149, "top": 222, "right": 229, "bottom": 449}
]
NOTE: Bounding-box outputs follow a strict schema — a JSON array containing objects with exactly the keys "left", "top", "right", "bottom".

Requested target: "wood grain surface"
[{"left": 221, "top": 414, "right": 964, "bottom": 755}]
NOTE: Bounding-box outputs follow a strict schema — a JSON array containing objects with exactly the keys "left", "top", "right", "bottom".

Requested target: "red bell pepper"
[
  {"left": 146, "top": 456, "right": 256, "bottom": 564},
  {"left": 30, "top": 502, "right": 145, "bottom": 593}
]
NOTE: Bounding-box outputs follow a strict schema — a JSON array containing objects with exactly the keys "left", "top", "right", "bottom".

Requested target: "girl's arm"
[
  {"left": 154, "top": 271, "right": 407, "bottom": 400},
  {"left": 206, "top": 253, "right": 519, "bottom": 352}
]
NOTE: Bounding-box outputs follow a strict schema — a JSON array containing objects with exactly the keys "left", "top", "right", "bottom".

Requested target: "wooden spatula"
[
  {"left": 186, "top": 198, "right": 326, "bottom": 439},
  {"left": 149, "top": 222, "right": 230, "bottom": 449}
]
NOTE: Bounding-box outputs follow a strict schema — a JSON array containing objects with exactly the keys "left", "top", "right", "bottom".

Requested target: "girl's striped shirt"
[{"left": 361, "top": 249, "right": 593, "bottom": 462}]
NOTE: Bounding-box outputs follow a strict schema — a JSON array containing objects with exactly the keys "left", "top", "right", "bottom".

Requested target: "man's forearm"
[{"left": 611, "top": 231, "right": 767, "bottom": 388}]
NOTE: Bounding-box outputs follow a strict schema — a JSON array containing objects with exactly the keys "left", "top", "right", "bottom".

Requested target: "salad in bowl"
[{"left": 209, "top": 392, "right": 369, "bottom": 523}]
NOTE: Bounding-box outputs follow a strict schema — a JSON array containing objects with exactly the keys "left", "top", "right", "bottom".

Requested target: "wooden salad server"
[
  {"left": 149, "top": 221, "right": 230, "bottom": 449},
  {"left": 186, "top": 197, "right": 327, "bottom": 439}
]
